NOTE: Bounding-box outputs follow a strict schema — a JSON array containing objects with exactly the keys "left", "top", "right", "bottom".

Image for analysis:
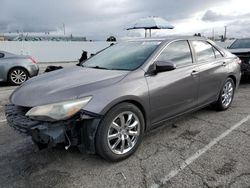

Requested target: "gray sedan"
[
  {"left": 6, "top": 37, "right": 241, "bottom": 161},
  {"left": 0, "top": 51, "right": 39, "bottom": 85}
]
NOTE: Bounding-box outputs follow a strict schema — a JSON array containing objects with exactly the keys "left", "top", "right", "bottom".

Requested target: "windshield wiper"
[
  {"left": 83, "top": 66, "right": 130, "bottom": 71},
  {"left": 88, "top": 66, "right": 109, "bottom": 70}
]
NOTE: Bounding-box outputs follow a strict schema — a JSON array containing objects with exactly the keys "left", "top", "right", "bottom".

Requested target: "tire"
[
  {"left": 32, "top": 138, "right": 48, "bottom": 150},
  {"left": 214, "top": 78, "right": 235, "bottom": 111},
  {"left": 8, "top": 68, "right": 29, "bottom": 85},
  {"left": 96, "top": 103, "right": 145, "bottom": 161}
]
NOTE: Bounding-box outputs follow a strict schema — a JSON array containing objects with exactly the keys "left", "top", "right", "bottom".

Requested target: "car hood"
[
  {"left": 10, "top": 66, "right": 129, "bottom": 107},
  {"left": 229, "top": 48, "right": 250, "bottom": 54}
]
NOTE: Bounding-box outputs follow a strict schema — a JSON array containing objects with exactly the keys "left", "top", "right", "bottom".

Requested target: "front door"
[{"left": 146, "top": 40, "right": 199, "bottom": 125}]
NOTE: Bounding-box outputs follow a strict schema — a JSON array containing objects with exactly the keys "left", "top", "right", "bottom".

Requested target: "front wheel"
[
  {"left": 96, "top": 103, "right": 145, "bottom": 161},
  {"left": 214, "top": 78, "right": 235, "bottom": 111}
]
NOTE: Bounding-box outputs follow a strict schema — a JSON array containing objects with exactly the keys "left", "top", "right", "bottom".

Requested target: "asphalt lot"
[{"left": 0, "top": 63, "right": 250, "bottom": 188}]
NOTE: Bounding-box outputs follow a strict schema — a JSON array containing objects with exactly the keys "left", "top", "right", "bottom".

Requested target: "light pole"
[
  {"left": 224, "top": 26, "right": 227, "bottom": 41},
  {"left": 63, "top": 23, "right": 66, "bottom": 35}
]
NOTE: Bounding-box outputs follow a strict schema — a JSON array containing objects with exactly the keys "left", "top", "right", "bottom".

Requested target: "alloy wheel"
[
  {"left": 221, "top": 81, "right": 234, "bottom": 107},
  {"left": 10, "top": 69, "right": 27, "bottom": 84},
  {"left": 107, "top": 111, "right": 140, "bottom": 155}
]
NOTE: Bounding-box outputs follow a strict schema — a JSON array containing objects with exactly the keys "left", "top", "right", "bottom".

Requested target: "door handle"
[
  {"left": 191, "top": 70, "right": 199, "bottom": 76},
  {"left": 222, "top": 62, "right": 226, "bottom": 66}
]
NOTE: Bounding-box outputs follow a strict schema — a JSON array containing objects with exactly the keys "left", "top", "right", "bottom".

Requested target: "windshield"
[
  {"left": 82, "top": 41, "right": 160, "bottom": 71},
  {"left": 229, "top": 39, "right": 250, "bottom": 49}
]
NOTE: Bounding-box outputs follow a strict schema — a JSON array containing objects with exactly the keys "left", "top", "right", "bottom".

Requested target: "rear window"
[
  {"left": 229, "top": 39, "right": 250, "bottom": 49},
  {"left": 192, "top": 41, "right": 215, "bottom": 62},
  {"left": 157, "top": 40, "right": 193, "bottom": 67}
]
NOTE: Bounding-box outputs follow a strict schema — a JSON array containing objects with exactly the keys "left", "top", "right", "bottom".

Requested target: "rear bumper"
[
  {"left": 5, "top": 104, "right": 101, "bottom": 153},
  {"left": 27, "top": 64, "right": 39, "bottom": 77}
]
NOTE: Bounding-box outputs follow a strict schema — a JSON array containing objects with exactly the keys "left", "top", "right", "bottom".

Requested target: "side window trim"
[
  {"left": 188, "top": 39, "right": 198, "bottom": 64},
  {"left": 211, "top": 45, "right": 224, "bottom": 58},
  {"left": 206, "top": 40, "right": 225, "bottom": 57},
  {"left": 187, "top": 40, "right": 195, "bottom": 64}
]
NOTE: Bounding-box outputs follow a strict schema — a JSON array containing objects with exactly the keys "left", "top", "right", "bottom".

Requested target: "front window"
[
  {"left": 156, "top": 40, "right": 193, "bottom": 67},
  {"left": 229, "top": 39, "right": 250, "bottom": 49},
  {"left": 82, "top": 41, "right": 160, "bottom": 71}
]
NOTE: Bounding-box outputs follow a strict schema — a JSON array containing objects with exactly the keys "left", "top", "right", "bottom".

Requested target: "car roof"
[
  {"left": 126, "top": 36, "right": 208, "bottom": 43},
  {"left": 235, "top": 38, "right": 250, "bottom": 40},
  {"left": 0, "top": 51, "right": 17, "bottom": 58},
  {"left": 0, "top": 51, "right": 15, "bottom": 55}
]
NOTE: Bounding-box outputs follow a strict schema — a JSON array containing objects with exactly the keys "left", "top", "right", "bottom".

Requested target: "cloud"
[
  {"left": 202, "top": 10, "right": 250, "bottom": 22},
  {"left": 202, "top": 10, "right": 230, "bottom": 22},
  {"left": 227, "top": 20, "right": 250, "bottom": 37},
  {"left": 199, "top": 9, "right": 250, "bottom": 38},
  {"left": 0, "top": 0, "right": 233, "bottom": 39}
]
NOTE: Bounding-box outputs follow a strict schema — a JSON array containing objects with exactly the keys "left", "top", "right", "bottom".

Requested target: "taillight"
[
  {"left": 29, "top": 57, "right": 36, "bottom": 64},
  {"left": 236, "top": 58, "right": 241, "bottom": 65}
]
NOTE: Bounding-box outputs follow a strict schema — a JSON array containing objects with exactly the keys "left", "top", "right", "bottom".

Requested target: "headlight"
[{"left": 26, "top": 96, "right": 92, "bottom": 121}]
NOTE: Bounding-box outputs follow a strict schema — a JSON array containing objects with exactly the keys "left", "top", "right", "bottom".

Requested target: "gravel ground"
[{"left": 0, "top": 65, "right": 250, "bottom": 188}]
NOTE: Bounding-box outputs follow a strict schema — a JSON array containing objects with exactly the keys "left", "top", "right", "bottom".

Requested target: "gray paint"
[{"left": 9, "top": 37, "right": 241, "bottom": 130}]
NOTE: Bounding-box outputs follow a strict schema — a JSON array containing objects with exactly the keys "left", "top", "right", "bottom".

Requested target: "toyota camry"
[{"left": 5, "top": 37, "right": 241, "bottom": 161}]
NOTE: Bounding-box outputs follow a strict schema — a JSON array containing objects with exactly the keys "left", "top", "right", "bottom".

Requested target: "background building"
[{"left": 0, "top": 33, "right": 86, "bottom": 41}]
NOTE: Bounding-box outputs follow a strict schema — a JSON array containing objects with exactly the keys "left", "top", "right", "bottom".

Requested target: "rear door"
[
  {"left": 190, "top": 40, "right": 228, "bottom": 105},
  {"left": 146, "top": 40, "right": 199, "bottom": 125}
]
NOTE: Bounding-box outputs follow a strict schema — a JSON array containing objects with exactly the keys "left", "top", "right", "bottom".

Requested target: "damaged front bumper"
[{"left": 5, "top": 104, "right": 102, "bottom": 154}]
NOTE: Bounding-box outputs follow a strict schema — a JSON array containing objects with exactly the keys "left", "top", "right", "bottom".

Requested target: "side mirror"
[{"left": 155, "top": 61, "right": 176, "bottom": 73}]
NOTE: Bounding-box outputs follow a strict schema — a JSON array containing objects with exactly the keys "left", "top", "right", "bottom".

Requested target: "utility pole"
[
  {"left": 63, "top": 23, "right": 66, "bottom": 35},
  {"left": 212, "top": 28, "right": 215, "bottom": 41},
  {"left": 224, "top": 26, "right": 227, "bottom": 42}
]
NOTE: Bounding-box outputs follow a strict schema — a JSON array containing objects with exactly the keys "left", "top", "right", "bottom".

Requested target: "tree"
[
  {"left": 106, "top": 36, "right": 116, "bottom": 42},
  {"left": 193, "top": 33, "right": 201, "bottom": 37}
]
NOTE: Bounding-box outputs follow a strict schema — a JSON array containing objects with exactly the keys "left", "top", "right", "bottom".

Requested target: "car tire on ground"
[
  {"left": 32, "top": 138, "right": 48, "bottom": 150},
  {"left": 214, "top": 77, "right": 235, "bottom": 111},
  {"left": 8, "top": 68, "right": 29, "bottom": 85},
  {"left": 96, "top": 102, "right": 145, "bottom": 162}
]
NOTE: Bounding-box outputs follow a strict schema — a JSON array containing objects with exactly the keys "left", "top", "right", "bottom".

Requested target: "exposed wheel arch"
[
  {"left": 119, "top": 100, "right": 147, "bottom": 127},
  {"left": 228, "top": 75, "right": 236, "bottom": 86}
]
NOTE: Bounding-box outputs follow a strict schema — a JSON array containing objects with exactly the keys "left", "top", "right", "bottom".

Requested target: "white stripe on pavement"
[
  {"left": 151, "top": 115, "right": 250, "bottom": 188},
  {"left": 0, "top": 119, "right": 6, "bottom": 123}
]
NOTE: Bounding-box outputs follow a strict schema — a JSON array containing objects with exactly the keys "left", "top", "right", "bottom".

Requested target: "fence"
[{"left": 0, "top": 41, "right": 112, "bottom": 63}]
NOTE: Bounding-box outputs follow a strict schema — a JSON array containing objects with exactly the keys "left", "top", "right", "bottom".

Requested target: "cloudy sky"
[{"left": 1, "top": 0, "right": 250, "bottom": 40}]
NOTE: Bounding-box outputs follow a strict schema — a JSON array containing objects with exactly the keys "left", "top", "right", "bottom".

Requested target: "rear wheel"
[
  {"left": 214, "top": 78, "right": 235, "bottom": 111},
  {"left": 96, "top": 103, "right": 145, "bottom": 161},
  {"left": 8, "top": 68, "right": 28, "bottom": 85}
]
